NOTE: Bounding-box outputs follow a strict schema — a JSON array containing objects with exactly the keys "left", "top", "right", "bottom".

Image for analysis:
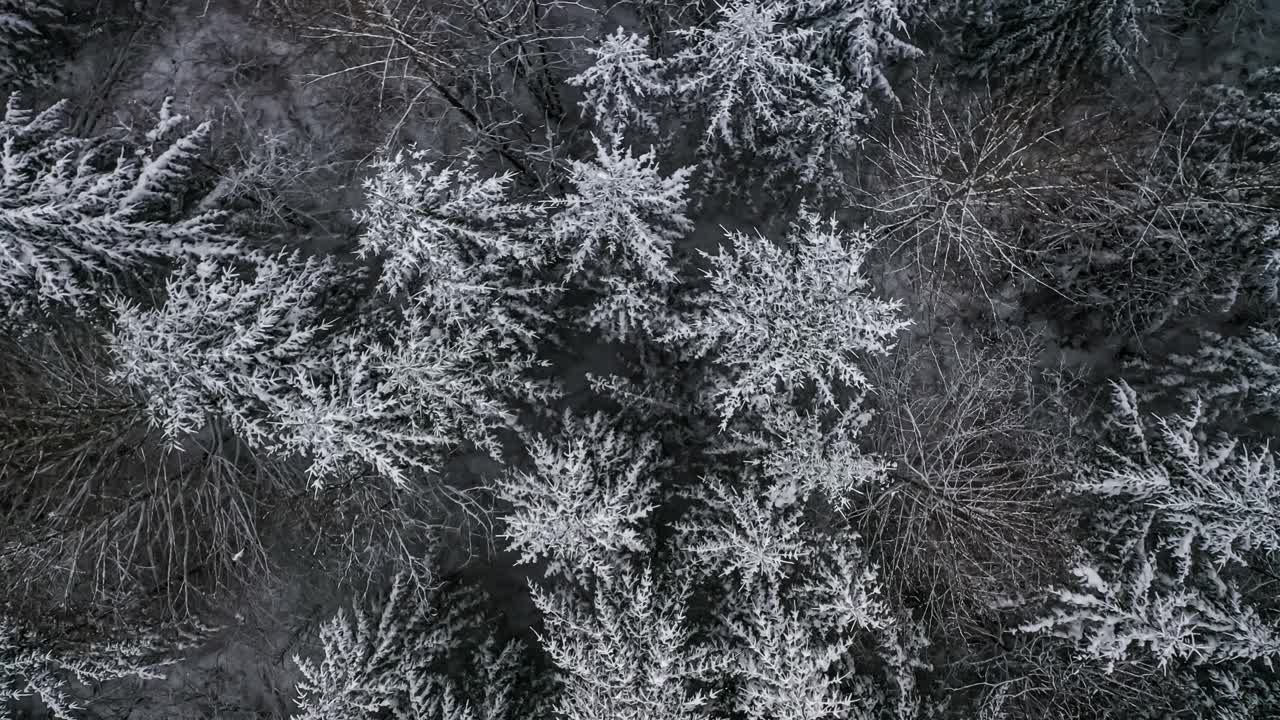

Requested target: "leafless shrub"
[{"left": 857, "top": 327, "right": 1080, "bottom": 632}]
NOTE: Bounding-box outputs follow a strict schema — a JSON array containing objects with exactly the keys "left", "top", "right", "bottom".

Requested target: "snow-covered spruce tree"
[
  {"left": 673, "top": 485, "right": 925, "bottom": 720},
  {"left": 531, "top": 567, "right": 722, "bottom": 720},
  {"left": 356, "top": 149, "right": 544, "bottom": 300},
  {"left": 495, "top": 394, "right": 921, "bottom": 718},
  {"left": 294, "top": 573, "right": 550, "bottom": 720},
  {"left": 276, "top": 304, "right": 540, "bottom": 485},
  {"left": 1175, "top": 663, "right": 1280, "bottom": 719},
  {"left": 0, "top": 0, "right": 63, "bottom": 89},
  {"left": 356, "top": 148, "right": 554, "bottom": 349},
  {"left": 0, "top": 97, "right": 240, "bottom": 319},
  {"left": 0, "top": 612, "right": 176, "bottom": 720},
  {"left": 553, "top": 136, "right": 692, "bottom": 284},
  {"left": 670, "top": 393, "right": 924, "bottom": 719},
  {"left": 552, "top": 136, "right": 694, "bottom": 341},
  {"left": 568, "top": 28, "right": 670, "bottom": 140},
  {"left": 860, "top": 330, "right": 1077, "bottom": 630},
  {"left": 491, "top": 414, "right": 723, "bottom": 718},
  {"left": 720, "top": 581, "right": 885, "bottom": 720},
  {"left": 496, "top": 411, "right": 662, "bottom": 580},
  {"left": 106, "top": 252, "right": 331, "bottom": 442},
  {"left": 961, "top": 0, "right": 1162, "bottom": 88},
  {"left": 733, "top": 404, "right": 889, "bottom": 513},
  {"left": 108, "top": 252, "right": 537, "bottom": 486},
  {"left": 674, "top": 0, "right": 920, "bottom": 190},
  {"left": 1022, "top": 382, "right": 1280, "bottom": 669},
  {"left": 679, "top": 475, "right": 815, "bottom": 587},
  {"left": 1024, "top": 561, "right": 1280, "bottom": 669},
  {"left": 666, "top": 211, "right": 907, "bottom": 429},
  {"left": 776, "top": 0, "right": 923, "bottom": 98}
]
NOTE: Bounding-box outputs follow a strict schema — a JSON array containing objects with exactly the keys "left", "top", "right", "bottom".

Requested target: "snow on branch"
[
  {"left": 0, "top": 96, "right": 240, "bottom": 318},
  {"left": 669, "top": 211, "right": 907, "bottom": 428}
]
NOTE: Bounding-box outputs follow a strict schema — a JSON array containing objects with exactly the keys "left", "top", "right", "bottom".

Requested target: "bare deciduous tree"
[
  {"left": 863, "top": 80, "right": 1082, "bottom": 299},
  {"left": 1040, "top": 69, "right": 1280, "bottom": 335},
  {"left": 309, "top": 0, "right": 587, "bottom": 185},
  {"left": 860, "top": 328, "right": 1077, "bottom": 631}
]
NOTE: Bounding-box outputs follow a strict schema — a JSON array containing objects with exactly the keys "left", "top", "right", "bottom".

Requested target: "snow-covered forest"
[{"left": 2, "top": 0, "right": 1280, "bottom": 717}]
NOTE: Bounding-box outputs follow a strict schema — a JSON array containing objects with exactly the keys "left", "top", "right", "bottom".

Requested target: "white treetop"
[
  {"left": 722, "top": 584, "right": 873, "bottom": 720},
  {"left": 496, "top": 412, "right": 660, "bottom": 579},
  {"left": 669, "top": 211, "right": 907, "bottom": 427},
  {"left": 695, "top": 533, "right": 904, "bottom": 720},
  {"left": 1022, "top": 561, "right": 1280, "bottom": 670},
  {"left": 272, "top": 307, "right": 526, "bottom": 486},
  {"left": 674, "top": 0, "right": 919, "bottom": 183},
  {"left": 679, "top": 476, "right": 815, "bottom": 587},
  {"left": 1150, "top": 326, "right": 1280, "bottom": 430},
  {"left": 783, "top": 0, "right": 921, "bottom": 99},
  {"left": 1083, "top": 382, "right": 1280, "bottom": 578},
  {"left": 741, "top": 405, "right": 889, "bottom": 511},
  {"left": 356, "top": 148, "right": 544, "bottom": 304},
  {"left": 568, "top": 27, "right": 670, "bottom": 139},
  {"left": 552, "top": 135, "right": 693, "bottom": 286},
  {"left": 676, "top": 0, "right": 861, "bottom": 152},
  {"left": 531, "top": 568, "right": 721, "bottom": 720}
]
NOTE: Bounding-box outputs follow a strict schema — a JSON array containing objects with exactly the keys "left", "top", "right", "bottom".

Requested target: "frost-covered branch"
[
  {"left": 0, "top": 0, "right": 63, "bottom": 88},
  {"left": 108, "top": 253, "right": 536, "bottom": 486},
  {"left": 0, "top": 97, "right": 240, "bottom": 318},
  {"left": 356, "top": 149, "right": 544, "bottom": 301},
  {"left": 531, "top": 567, "right": 721, "bottom": 720},
  {"left": 294, "top": 573, "right": 547, "bottom": 720},
  {"left": 551, "top": 136, "right": 694, "bottom": 341},
  {"left": 0, "top": 614, "right": 177, "bottom": 720},
  {"left": 675, "top": 0, "right": 921, "bottom": 188}
]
